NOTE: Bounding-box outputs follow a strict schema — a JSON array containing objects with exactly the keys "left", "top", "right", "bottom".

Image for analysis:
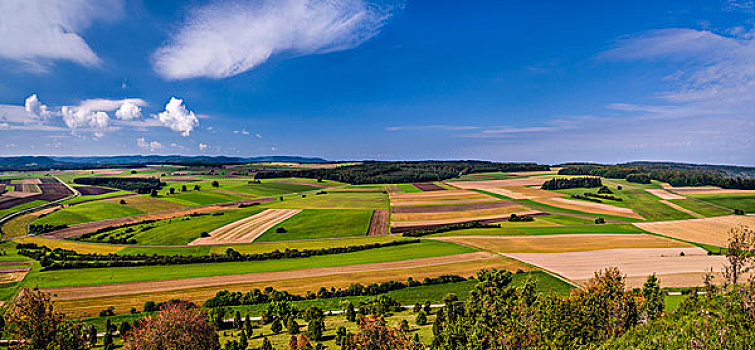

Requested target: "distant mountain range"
[{"left": 0, "top": 155, "right": 329, "bottom": 171}]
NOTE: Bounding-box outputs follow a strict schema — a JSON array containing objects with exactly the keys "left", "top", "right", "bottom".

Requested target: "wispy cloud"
[
  {"left": 386, "top": 125, "right": 482, "bottom": 131},
  {"left": 0, "top": 0, "right": 123, "bottom": 71},
  {"left": 153, "top": 0, "right": 402, "bottom": 79}
]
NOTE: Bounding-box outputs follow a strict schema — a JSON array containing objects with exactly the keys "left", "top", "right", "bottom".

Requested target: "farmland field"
[{"left": 257, "top": 209, "right": 373, "bottom": 241}]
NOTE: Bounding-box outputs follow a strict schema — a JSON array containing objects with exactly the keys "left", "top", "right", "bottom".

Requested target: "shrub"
[
  {"left": 595, "top": 218, "right": 605, "bottom": 224},
  {"left": 276, "top": 227, "right": 287, "bottom": 233},
  {"left": 121, "top": 303, "right": 220, "bottom": 350},
  {"left": 416, "top": 311, "right": 428, "bottom": 326}
]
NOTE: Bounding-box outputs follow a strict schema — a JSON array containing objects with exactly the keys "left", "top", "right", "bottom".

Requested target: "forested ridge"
[
  {"left": 254, "top": 161, "right": 550, "bottom": 184},
  {"left": 559, "top": 164, "right": 755, "bottom": 189}
]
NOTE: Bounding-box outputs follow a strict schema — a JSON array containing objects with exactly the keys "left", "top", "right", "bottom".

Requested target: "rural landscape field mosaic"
[{"left": 1, "top": 159, "right": 754, "bottom": 348}]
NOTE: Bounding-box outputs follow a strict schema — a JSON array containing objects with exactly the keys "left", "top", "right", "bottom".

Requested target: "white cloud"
[
  {"left": 198, "top": 143, "right": 209, "bottom": 151},
  {"left": 115, "top": 101, "right": 142, "bottom": 120},
  {"left": 61, "top": 106, "right": 110, "bottom": 136},
  {"left": 153, "top": 0, "right": 401, "bottom": 79},
  {"left": 137, "top": 137, "right": 162, "bottom": 151},
  {"left": 153, "top": 97, "right": 199, "bottom": 136},
  {"left": 24, "top": 94, "right": 53, "bottom": 119},
  {"left": 0, "top": 0, "right": 123, "bottom": 71}
]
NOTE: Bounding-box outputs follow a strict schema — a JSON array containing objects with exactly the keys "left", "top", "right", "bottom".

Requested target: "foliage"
[
  {"left": 72, "top": 177, "right": 164, "bottom": 194},
  {"left": 625, "top": 173, "right": 651, "bottom": 184},
  {"left": 401, "top": 222, "right": 501, "bottom": 237},
  {"left": 341, "top": 315, "right": 424, "bottom": 350},
  {"left": 121, "top": 302, "right": 220, "bottom": 350},
  {"left": 559, "top": 164, "right": 755, "bottom": 190},
  {"left": 5, "top": 288, "right": 89, "bottom": 350},
  {"left": 541, "top": 177, "right": 602, "bottom": 190}
]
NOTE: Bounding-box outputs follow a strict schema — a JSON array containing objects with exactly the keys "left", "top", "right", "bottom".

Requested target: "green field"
[
  {"left": 115, "top": 236, "right": 407, "bottom": 256},
  {"left": 0, "top": 199, "right": 46, "bottom": 219},
  {"left": 399, "top": 184, "right": 422, "bottom": 193},
  {"left": 78, "top": 207, "right": 265, "bottom": 245},
  {"left": 426, "top": 223, "right": 647, "bottom": 237},
  {"left": 257, "top": 209, "right": 373, "bottom": 242},
  {"left": 156, "top": 190, "right": 252, "bottom": 206},
  {"left": 668, "top": 198, "right": 732, "bottom": 217},
  {"left": 61, "top": 190, "right": 132, "bottom": 205},
  {"left": 554, "top": 182, "right": 693, "bottom": 221},
  {"left": 28, "top": 240, "right": 476, "bottom": 288},
  {"left": 34, "top": 195, "right": 186, "bottom": 226},
  {"left": 264, "top": 192, "right": 388, "bottom": 209},
  {"left": 688, "top": 193, "right": 755, "bottom": 214}
]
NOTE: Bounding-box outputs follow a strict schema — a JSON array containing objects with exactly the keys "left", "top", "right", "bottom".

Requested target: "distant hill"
[{"left": 0, "top": 155, "right": 329, "bottom": 171}]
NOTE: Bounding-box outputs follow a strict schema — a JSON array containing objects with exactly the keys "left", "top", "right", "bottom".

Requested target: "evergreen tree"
[
  {"left": 271, "top": 319, "right": 283, "bottom": 334},
  {"left": 641, "top": 274, "right": 664, "bottom": 321},
  {"left": 416, "top": 311, "right": 428, "bottom": 326}
]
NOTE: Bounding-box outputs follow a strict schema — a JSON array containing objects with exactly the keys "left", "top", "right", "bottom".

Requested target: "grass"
[
  {"left": 0, "top": 200, "right": 47, "bottom": 219},
  {"left": 668, "top": 198, "right": 732, "bottom": 217},
  {"left": 256, "top": 209, "right": 373, "bottom": 242},
  {"left": 264, "top": 192, "right": 389, "bottom": 210},
  {"left": 27, "top": 240, "right": 477, "bottom": 288},
  {"left": 34, "top": 195, "right": 186, "bottom": 226},
  {"left": 425, "top": 223, "right": 647, "bottom": 237},
  {"left": 687, "top": 193, "right": 755, "bottom": 214},
  {"left": 157, "top": 190, "right": 251, "bottom": 206},
  {"left": 80, "top": 207, "right": 265, "bottom": 245},
  {"left": 1, "top": 212, "right": 38, "bottom": 238},
  {"left": 399, "top": 184, "right": 423, "bottom": 193},
  {"left": 538, "top": 214, "right": 595, "bottom": 225},
  {"left": 61, "top": 190, "right": 131, "bottom": 205},
  {"left": 553, "top": 182, "right": 694, "bottom": 221},
  {"left": 235, "top": 182, "right": 324, "bottom": 196}
]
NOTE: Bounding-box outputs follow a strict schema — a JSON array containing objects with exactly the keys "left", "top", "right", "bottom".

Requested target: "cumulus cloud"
[
  {"left": 198, "top": 143, "right": 209, "bottom": 151},
  {"left": 136, "top": 137, "right": 163, "bottom": 151},
  {"left": 153, "top": 97, "right": 199, "bottom": 136},
  {"left": 24, "top": 94, "right": 53, "bottom": 119},
  {"left": 0, "top": 0, "right": 123, "bottom": 71},
  {"left": 61, "top": 106, "right": 111, "bottom": 136},
  {"left": 153, "top": 0, "right": 401, "bottom": 79},
  {"left": 115, "top": 101, "right": 142, "bottom": 120}
]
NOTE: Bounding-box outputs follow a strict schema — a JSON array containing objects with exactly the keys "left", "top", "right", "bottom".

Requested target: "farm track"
[
  {"left": 41, "top": 252, "right": 497, "bottom": 301},
  {"left": 366, "top": 209, "right": 389, "bottom": 236},
  {"left": 189, "top": 209, "right": 302, "bottom": 245},
  {"left": 391, "top": 201, "right": 518, "bottom": 214},
  {"left": 659, "top": 200, "right": 704, "bottom": 218},
  {"left": 433, "top": 234, "right": 692, "bottom": 254},
  {"left": 40, "top": 197, "right": 277, "bottom": 239}
]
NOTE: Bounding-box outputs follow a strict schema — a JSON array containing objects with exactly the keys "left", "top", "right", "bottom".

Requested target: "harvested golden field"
[
  {"left": 646, "top": 188, "right": 686, "bottom": 200},
  {"left": 449, "top": 175, "right": 552, "bottom": 188},
  {"left": 53, "top": 256, "right": 524, "bottom": 316},
  {"left": 391, "top": 205, "right": 533, "bottom": 222},
  {"left": 533, "top": 197, "right": 643, "bottom": 219},
  {"left": 189, "top": 209, "right": 302, "bottom": 245},
  {"left": 42, "top": 252, "right": 498, "bottom": 301},
  {"left": 635, "top": 215, "right": 755, "bottom": 247},
  {"left": 504, "top": 247, "right": 726, "bottom": 288},
  {"left": 434, "top": 234, "right": 692, "bottom": 253},
  {"left": 16, "top": 236, "right": 125, "bottom": 254}
]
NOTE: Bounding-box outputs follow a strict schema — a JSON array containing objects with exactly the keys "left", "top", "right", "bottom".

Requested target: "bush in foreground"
[{"left": 121, "top": 302, "right": 220, "bottom": 350}]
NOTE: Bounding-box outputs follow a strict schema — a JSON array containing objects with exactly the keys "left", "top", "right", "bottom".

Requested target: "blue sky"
[{"left": 0, "top": 0, "right": 754, "bottom": 165}]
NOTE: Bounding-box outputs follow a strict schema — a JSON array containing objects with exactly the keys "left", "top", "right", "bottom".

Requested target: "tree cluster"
[
  {"left": 205, "top": 275, "right": 467, "bottom": 308},
  {"left": 73, "top": 177, "right": 165, "bottom": 194},
  {"left": 559, "top": 164, "right": 755, "bottom": 190},
  {"left": 540, "top": 177, "right": 602, "bottom": 190},
  {"left": 401, "top": 222, "right": 501, "bottom": 237}
]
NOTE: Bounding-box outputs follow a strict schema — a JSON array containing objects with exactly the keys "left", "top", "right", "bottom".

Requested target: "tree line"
[
  {"left": 205, "top": 275, "right": 468, "bottom": 308},
  {"left": 559, "top": 165, "right": 755, "bottom": 189},
  {"left": 72, "top": 177, "right": 165, "bottom": 194},
  {"left": 253, "top": 161, "right": 550, "bottom": 184},
  {"left": 16, "top": 240, "right": 421, "bottom": 271}
]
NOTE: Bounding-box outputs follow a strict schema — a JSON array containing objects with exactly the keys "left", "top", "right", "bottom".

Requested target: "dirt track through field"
[
  {"left": 635, "top": 215, "right": 755, "bottom": 247},
  {"left": 659, "top": 200, "right": 704, "bottom": 218},
  {"left": 503, "top": 247, "right": 725, "bottom": 287},
  {"left": 189, "top": 209, "right": 301, "bottom": 245},
  {"left": 391, "top": 205, "right": 534, "bottom": 222},
  {"left": 41, "top": 252, "right": 497, "bottom": 300},
  {"left": 668, "top": 187, "right": 755, "bottom": 195},
  {"left": 367, "top": 209, "right": 389, "bottom": 236},
  {"left": 534, "top": 197, "right": 643, "bottom": 219},
  {"left": 42, "top": 197, "right": 277, "bottom": 239}
]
